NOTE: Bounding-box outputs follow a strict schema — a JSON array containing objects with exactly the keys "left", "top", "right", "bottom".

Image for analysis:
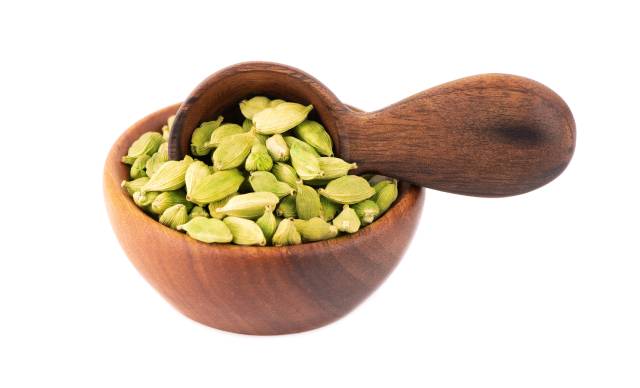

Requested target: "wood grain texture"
[
  {"left": 104, "top": 104, "right": 424, "bottom": 335},
  {"left": 170, "top": 62, "right": 575, "bottom": 197}
]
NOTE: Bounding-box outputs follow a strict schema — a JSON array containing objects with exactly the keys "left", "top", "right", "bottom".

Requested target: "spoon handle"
[{"left": 338, "top": 74, "right": 575, "bottom": 197}]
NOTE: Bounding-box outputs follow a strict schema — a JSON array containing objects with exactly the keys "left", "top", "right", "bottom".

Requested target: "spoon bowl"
[{"left": 104, "top": 103, "right": 424, "bottom": 335}]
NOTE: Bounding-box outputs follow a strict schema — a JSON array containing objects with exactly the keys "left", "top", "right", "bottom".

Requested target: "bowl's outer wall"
[{"left": 104, "top": 103, "right": 425, "bottom": 335}]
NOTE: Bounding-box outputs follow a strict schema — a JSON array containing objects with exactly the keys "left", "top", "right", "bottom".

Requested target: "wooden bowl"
[{"left": 104, "top": 103, "right": 424, "bottom": 335}]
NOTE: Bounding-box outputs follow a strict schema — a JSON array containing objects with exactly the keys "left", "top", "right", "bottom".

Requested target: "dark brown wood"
[
  {"left": 104, "top": 104, "right": 424, "bottom": 335},
  {"left": 170, "top": 62, "right": 575, "bottom": 197}
]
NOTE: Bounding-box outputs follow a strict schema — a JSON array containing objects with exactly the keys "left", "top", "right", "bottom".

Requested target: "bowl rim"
[{"left": 105, "top": 102, "right": 423, "bottom": 255}]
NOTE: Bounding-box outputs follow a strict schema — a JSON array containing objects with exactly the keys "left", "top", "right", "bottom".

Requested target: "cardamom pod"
[
  {"left": 191, "top": 116, "right": 223, "bottom": 155},
  {"left": 293, "top": 217, "right": 338, "bottom": 242},
  {"left": 265, "top": 134, "right": 290, "bottom": 162},
  {"left": 215, "top": 191, "right": 279, "bottom": 218},
  {"left": 368, "top": 174, "right": 391, "bottom": 186},
  {"left": 256, "top": 205, "right": 277, "bottom": 243},
  {"left": 133, "top": 191, "right": 159, "bottom": 208},
  {"left": 295, "top": 181, "right": 322, "bottom": 220},
  {"left": 145, "top": 143, "right": 169, "bottom": 177},
  {"left": 320, "top": 196, "right": 339, "bottom": 222},
  {"left": 318, "top": 157, "right": 357, "bottom": 179},
  {"left": 272, "top": 162, "right": 298, "bottom": 189},
  {"left": 253, "top": 102, "right": 313, "bottom": 134},
  {"left": 223, "top": 217, "right": 266, "bottom": 246},
  {"left": 159, "top": 204, "right": 189, "bottom": 230},
  {"left": 249, "top": 171, "right": 294, "bottom": 198},
  {"left": 177, "top": 217, "right": 233, "bottom": 243},
  {"left": 150, "top": 190, "right": 192, "bottom": 215},
  {"left": 332, "top": 205, "right": 361, "bottom": 233},
  {"left": 269, "top": 99, "right": 285, "bottom": 107},
  {"left": 130, "top": 154, "right": 150, "bottom": 179},
  {"left": 353, "top": 199, "right": 380, "bottom": 224},
  {"left": 318, "top": 175, "right": 375, "bottom": 204},
  {"left": 372, "top": 179, "right": 394, "bottom": 198},
  {"left": 185, "top": 161, "right": 211, "bottom": 198},
  {"left": 294, "top": 120, "right": 333, "bottom": 156},
  {"left": 162, "top": 115, "right": 175, "bottom": 140},
  {"left": 242, "top": 118, "right": 253, "bottom": 132},
  {"left": 239, "top": 96, "right": 271, "bottom": 119},
  {"left": 290, "top": 142, "right": 323, "bottom": 181},
  {"left": 205, "top": 123, "right": 248, "bottom": 149},
  {"left": 375, "top": 179, "right": 398, "bottom": 214},
  {"left": 122, "top": 131, "right": 164, "bottom": 163},
  {"left": 207, "top": 193, "right": 237, "bottom": 219},
  {"left": 271, "top": 218, "right": 301, "bottom": 246},
  {"left": 121, "top": 177, "right": 150, "bottom": 196},
  {"left": 212, "top": 129, "right": 255, "bottom": 170},
  {"left": 141, "top": 156, "right": 193, "bottom": 193},
  {"left": 189, "top": 205, "right": 209, "bottom": 219},
  {"left": 244, "top": 141, "right": 273, "bottom": 172},
  {"left": 276, "top": 195, "right": 297, "bottom": 218},
  {"left": 284, "top": 136, "right": 320, "bottom": 157},
  {"left": 187, "top": 169, "right": 244, "bottom": 205}
]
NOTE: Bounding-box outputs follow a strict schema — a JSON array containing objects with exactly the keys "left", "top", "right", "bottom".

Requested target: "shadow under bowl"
[{"left": 104, "top": 103, "right": 424, "bottom": 335}]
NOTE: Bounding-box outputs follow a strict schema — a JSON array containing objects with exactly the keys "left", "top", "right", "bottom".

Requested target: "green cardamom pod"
[
  {"left": 276, "top": 195, "right": 297, "bottom": 218},
  {"left": 272, "top": 162, "right": 299, "bottom": 189},
  {"left": 141, "top": 156, "right": 193, "bottom": 193},
  {"left": 212, "top": 129, "right": 255, "bottom": 170},
  {"left": 372, "top": 179, "right": 394, "bottom": 198},
  {"left": 290, "top": 142, "right": 323, "bottom": 181},
  {"left": 269, "top": 99, "right": 285, "bottom": 107},
  {"left": 205, "top": 123, "right": 248, "bottom": 149},
  {"left": 271, "top": 218, "right": 302, "bottom": 246},
  {"left": 256, "top": 205, "right": 277, "bottom": 243},
  {"left": 145, "top": 143, "right": 169, "bottom": 177},
  {"left": 318, "top": 175, "right": 375, "bottom": 204},
  {"left": 122, "top": 131, "right": 164, "bottom": 163},
  {"left": 320, "top": 196, "right": 339, "bottom": 222},
  {"left": 223, "top": 217, "right": 266, "bottom": 246},
  {"left": 130, "top": 154, "right": 150, "bottom": 179},
  {"left": 249, "top": 171, "right": 294, "bottom": 198},
  {"left": 244, "top": 141, "right": 273, "bottom": 172},
  {"left": 133, "top": 191, "right": 159, "bottom": 208},
  {"left": 375, "top": 179, "right": 398, "bottom": 214},
  {"left": 159, "top": 204, "right": 189, "bottom": 230},
  {"left": 295, "top": 182, "right": 322, "bottom": 220},
  {"left": 265, "top": 134, "right": 290, "bottom": 162},
  {"left": 191, "top": 116, "right": 223, "bottom": 155},
  {"left": 293, "top": 217, "right": 338, "bottom": 242},
  {"left": 177, "top": 217, "right": 233, "bottom": 243},
  {"left": 215, "top": 191, "right": 279, "bottom": 218},
  {"left": 294, "top": 120, "right": 334, "bottom": 156},
  {"left": 253, "top": 102, "right": 313, "bottom": 135},
  {"left": 242, "top": 118, "right": 253, "bottom": 132},
  {"left": 150, "top": 190, "right": 192, "bottom": 215},
  {"left": 207, "top": 193, "right": 237, "bottom": 219},
  {"left": 332, "top": 205, "right": 361, "bottom": 233},
  {"left": 283, "top": 136, "right": 320, "bottom": 157},
  {"left": 189, "top": 205, "right": 209, "bottom": 219},
  {"left": 185, "top": 160, "right": 211, "bottom": 198},
  {"left": 239, "top": 96, "right": 271, "bottom": 119},
  {"left": 318, "top": 157, "right": 357, "bottom": 179},
  {"left": 187, "top": 169, "right": 244, "bottom": 205},
  {"left": 121, "top": 177, "right": 150, "bottom": 196},
  {"left": 353, "top": 200, "right": 380, "bottom": 224},
  {"left": 162, "top": 115, "right": 176, "bottom": 140},
  {"left": 368, "top": 174, "right": 391, "bottom": 186}
]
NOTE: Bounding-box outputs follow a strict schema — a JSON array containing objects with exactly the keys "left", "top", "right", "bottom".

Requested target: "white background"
[{"left": 1, "top": 1, "right": 638, "bottom": 387}]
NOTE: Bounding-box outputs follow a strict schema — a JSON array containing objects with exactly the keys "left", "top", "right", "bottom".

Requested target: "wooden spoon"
[{"left": 169, "top": 62, "right": 575, "bottom": 197}]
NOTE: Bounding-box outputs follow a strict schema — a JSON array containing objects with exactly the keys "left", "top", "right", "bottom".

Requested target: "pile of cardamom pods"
[{"left": 121, "top": 97, "right": 398, "bottom": 246}]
